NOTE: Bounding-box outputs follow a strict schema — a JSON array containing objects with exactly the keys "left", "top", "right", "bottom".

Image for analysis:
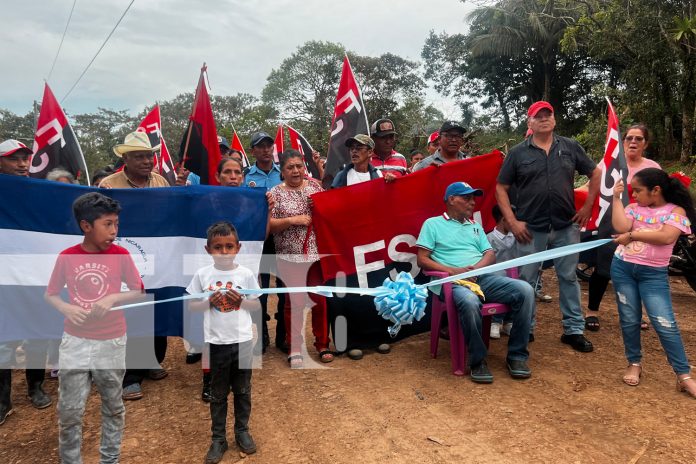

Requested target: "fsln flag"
[
  {"left": 30, "top": 83, "right": 90, "bottom": 184},
  {"left": 324, "top": 55, "right": 369, "bottom": 185},
  {"left": 272, "top": 125, "right": 284, "bottom": 163},
  {"left": 137, "top": 105, "right": 176, "bottom": 185},
  {"left": 586, "top": 97, "right": 629, "bottom": 233},
  {"left": 230, "top": 129, "right": 250, "bottom": 167},
  {"left": 287, "top": 125, "right": 321, "bottom": 179},
  {"left": 180, "top": 64, "right": 222, "bottom": 185}
]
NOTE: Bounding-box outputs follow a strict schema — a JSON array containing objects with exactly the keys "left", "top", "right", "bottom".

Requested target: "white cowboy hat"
[{"left": 113, "top": 131, "right": 160, "bottom": 157}]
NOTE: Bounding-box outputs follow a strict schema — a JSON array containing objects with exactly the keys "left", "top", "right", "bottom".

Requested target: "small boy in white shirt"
[
  {"left": 486, "top": 205, "right": 518, "bottom": 338},
  {"left": 186, "top": 221, "right": 261, "bottom": 463}
]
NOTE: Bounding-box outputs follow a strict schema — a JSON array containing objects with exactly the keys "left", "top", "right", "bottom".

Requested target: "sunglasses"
[{"left": 624, "top": 135, "right": 645, "bottom": 142}]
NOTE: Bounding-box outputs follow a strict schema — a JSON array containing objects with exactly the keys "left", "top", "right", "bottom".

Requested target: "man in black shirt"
[{"left": 496, "top": 102, "right": 601, "bottom": 353}]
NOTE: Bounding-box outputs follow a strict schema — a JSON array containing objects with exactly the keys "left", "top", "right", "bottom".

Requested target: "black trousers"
[
  {"left": 209, "top": 341, "right": 252, "bottom": 442},
  {"left": 123, "top": 336, "right": 168, "bottom": 387},
  {"left": 259, "top": 237, "right": 286, "bottom": 342}
]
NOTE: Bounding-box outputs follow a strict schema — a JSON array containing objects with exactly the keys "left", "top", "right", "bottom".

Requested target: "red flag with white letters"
[{"left": 30, "top": 83, "right": 89, "bottom": 184}]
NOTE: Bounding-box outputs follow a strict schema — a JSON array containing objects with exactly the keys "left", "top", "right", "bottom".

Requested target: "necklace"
[{"left": 282, "top": 180, "right": 304, "bottom": 191}]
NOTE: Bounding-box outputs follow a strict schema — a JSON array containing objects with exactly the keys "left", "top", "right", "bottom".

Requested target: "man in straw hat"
[
  {"left": 100, "top": 132, "right": 169, "bottom": 401},
  {"left": 100, "top": 131, "right": 168, "bottom": 189}
]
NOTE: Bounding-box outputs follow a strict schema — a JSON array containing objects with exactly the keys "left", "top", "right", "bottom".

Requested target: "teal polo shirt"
[{"left": 416, "top": 213, "right": 492, "bottom": 268}]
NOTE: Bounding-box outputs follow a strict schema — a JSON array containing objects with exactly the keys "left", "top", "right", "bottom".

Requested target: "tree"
[
  {"left": 0, "top": 109, "right": 35, "bottom": 145},
  {"left": 71, "top": 108, "right": 137, "bottom": 175}
]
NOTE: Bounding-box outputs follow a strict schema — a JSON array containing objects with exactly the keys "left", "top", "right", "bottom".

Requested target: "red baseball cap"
[
  {"left": 0, "top": 139, "right": 33, "bottom": 157},
  {"left": 527, "top": 101, "right": 554, "bottom": 118},
  {"left": 427, "top": 131, "right": 440, "bottom": 144}
]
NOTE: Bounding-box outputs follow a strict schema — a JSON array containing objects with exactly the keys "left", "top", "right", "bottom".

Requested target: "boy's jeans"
[
  {"left": 610, "top": 257, "right": 691, "bottom": 374},
  {"left": 58, "top": 333, "right": 126, "bottom": 464}
]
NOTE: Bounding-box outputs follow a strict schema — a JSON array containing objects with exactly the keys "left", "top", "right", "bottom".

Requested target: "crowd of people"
[{"left": 1, "top": 99, "right": 695, "bottom": 464}]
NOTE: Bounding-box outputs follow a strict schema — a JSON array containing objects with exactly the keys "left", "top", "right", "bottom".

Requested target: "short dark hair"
[
  {"left": 491, "top": 205, "right": 503, "bottom": 223},
  {"left": 206, "top": 221, "right": 239, "bottom": 245},
  {"left": 72, "top": 192, "right": 121, "bottom": 231}
]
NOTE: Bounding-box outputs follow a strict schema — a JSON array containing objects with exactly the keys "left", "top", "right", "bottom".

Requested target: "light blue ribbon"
[{"left": 112, "top": 238, "right": 612, "bottom": 335}]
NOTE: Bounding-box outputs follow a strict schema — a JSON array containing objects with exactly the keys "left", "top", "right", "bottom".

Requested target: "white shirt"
[
  {"left": 186, "top": 264, "right": 259, "bottom": 344},
  {"left": 346, "top": 167, "right": 381, "bottom": 185}
]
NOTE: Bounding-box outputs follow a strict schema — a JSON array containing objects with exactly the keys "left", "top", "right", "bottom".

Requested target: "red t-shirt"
[{"left": 46, "top": 244, "right": 143, "bottom": 340}]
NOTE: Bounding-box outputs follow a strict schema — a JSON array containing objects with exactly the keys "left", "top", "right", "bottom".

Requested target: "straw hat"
[{"left": 113, "top": 131, "right": 160, "bottom": 157}]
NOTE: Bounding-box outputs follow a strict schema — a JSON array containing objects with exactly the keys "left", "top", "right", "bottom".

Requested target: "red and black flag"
[
  {"left": 137, "top": 104, "right": 176, "bottom": 185},
  {"left": 30, "top": 83, "right": 89, "bottom": 184},
  {"left": 287, "top": 125, "right": 321, "bottom": 179},
  {"left": 179, "top": 64, "right": 222, "bottom": 185},
  {"left": 324, "top": 55, "right": 369, "bottom": 185},
  {"left": 587, "top": 97, "right": 629, "bottom": 233}
]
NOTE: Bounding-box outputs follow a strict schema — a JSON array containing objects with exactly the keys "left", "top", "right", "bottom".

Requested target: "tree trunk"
[
  {"left": 495, "top": 92, "right": 511, "bottom": 132},
  {"left": 681, "top": 99, "right": 695, "bottom": 164}
]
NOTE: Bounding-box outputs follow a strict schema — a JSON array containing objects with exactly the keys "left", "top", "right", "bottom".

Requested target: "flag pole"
[{"left": 181, "top": 63, "right": 206, "bottom": 166}]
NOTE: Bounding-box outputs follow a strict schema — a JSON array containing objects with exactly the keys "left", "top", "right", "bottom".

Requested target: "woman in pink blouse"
[
  {"left": 269, "top": 150, "right": 333, "bottom": 368},
  {"left": 611, "top": 168, "right": 696, "bottom": 397}
]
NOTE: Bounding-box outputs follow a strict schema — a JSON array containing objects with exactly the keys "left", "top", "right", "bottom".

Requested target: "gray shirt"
[
  {"left": 497, "top": 135, "right": 596, "bottom": 231},
  {"left": 412, "top": 149, "right": 470, "bottom": 172}
]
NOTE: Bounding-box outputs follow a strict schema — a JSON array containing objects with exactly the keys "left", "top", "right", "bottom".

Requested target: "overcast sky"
[{"left": 2, "top": 0, "right": 473, "bottom": 119}]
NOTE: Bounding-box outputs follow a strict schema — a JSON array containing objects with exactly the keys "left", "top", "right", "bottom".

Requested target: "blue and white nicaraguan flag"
[{"left": 0, "top": 175, "right": 267, "bottom": 343}]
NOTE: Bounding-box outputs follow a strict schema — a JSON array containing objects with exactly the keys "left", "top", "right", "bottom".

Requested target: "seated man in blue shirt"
[{"left": 416, "top": 182, "right": 535, "bottom": 383}]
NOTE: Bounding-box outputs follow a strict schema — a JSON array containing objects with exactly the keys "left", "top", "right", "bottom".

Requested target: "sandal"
[
  {"left": 640, "top": 319, "right": 650, "bottom": 330},
  {"left": 585, "top": 315, "right": 600, "bottom": 332},
  {"left": 319, "top": 350, "right": 334, "bottom": 363},
  {"left": 677, "top": 375, "right": 696, "bottom": 398},
  {"left": 287, "top": 354, "right": 303, "bottom": 369},
  {"left": 622, "top": 363, "right": 642, "bottom": 387}
]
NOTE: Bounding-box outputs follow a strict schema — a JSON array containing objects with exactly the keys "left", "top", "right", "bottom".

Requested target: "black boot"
[
  {"left": 26, "top": 369, "right": 52, "bottom": 409},
  {"left": 201, "top": 372, "right": 212, "bottom": 403},
  {"left": 0, "top": 370, "right": 13, "bottom": 426},
  {"left": 204, "top": 440, "right": 228, "bottom": 464},
  {"left": 233, "top": 393, "right": 256, "bottom": 454}
]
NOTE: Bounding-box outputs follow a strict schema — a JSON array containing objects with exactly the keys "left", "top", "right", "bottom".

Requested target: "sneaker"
[
  {"left": 235, "top": 431, "right": 257, "bottom": 454},
  {"left": 507, "top": 359, "right": 532, "bottom": 379},
  {"left": 347, "top": 349, "right": 363, "bottom": 360},
  {"left": 560, "top": 334, "right": 594, "bottom": 353},
  {"left": 501, "top": 322, "right": 513, "bottom": 336},
  {"left": 185, "top": 352, "right": 202, "bottom": 364},
  {"left": 205, "top": 440, "right": 228, "bottom": 464},
  {"left": 536, "top": 292, "right": 552, "bottom": 303},
  {"left": 470, "top": 360, "right": 494, "bottom": 384},
  {"left": 490, "top": 322, "right": 501, "bottom": 339},
  {"left": 122, "top": 383, "right": 143, "bottom": 401},
  {"left": 376, "top": 343, "right": 391, "bottom": 354}
]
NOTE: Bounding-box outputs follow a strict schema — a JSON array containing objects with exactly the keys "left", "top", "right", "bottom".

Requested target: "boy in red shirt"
[{"left": 45, "top": 192, "right": 144, "bottom": 464}]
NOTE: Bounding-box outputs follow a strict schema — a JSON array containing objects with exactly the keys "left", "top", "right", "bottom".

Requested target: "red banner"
[
  {"left": 137, "top": 104, "right": 176, "bottom": 185},
  {"left": 312, "top": 151, "right": 504, "bottom": 285}
]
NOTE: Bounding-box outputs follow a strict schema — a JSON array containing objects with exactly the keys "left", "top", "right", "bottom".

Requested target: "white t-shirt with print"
[
  {"left": 346, "top": 168, "right": 382, "bottom": 186},
  {"left": 186, "top": 264, "right": 259, "bottom": 345}
]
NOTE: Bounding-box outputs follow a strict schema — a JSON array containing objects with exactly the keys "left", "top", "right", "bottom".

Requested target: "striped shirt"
[{"left": 370, "top": 151, "right": 408, "bottom": 177}]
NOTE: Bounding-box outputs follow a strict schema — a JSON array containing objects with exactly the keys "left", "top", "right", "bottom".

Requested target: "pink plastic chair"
[{"left": 424, "top": 268, "right": 518, "bottom": 376}]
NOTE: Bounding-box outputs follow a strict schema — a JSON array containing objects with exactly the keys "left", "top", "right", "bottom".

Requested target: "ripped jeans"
[{"left": 610, "top": 257, "right": 690, "bottom": 374}]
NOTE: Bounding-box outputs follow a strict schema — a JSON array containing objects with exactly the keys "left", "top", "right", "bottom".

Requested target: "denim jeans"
[
  {"left": 58, "top": 333, "right": 126, "bottom": 464},
  {"left": 452, "top": 273, "right": 534, "bottom": 367},
  {"left": 518, "top": 224, "right": 584, "bottom": 335},
  {"left": 610, "top": 257, "right": 691, "bottom": 374},
  {"left": 209, "top": 341, "right": 253, "bottom": 443}
]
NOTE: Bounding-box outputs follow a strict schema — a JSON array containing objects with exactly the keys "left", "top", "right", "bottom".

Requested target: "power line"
[
  {"left": 61, "top": 0, "right": 135, "bottom": 104},
  {"left": 47, "top": 0, "right": 78, "bottom": 82}
]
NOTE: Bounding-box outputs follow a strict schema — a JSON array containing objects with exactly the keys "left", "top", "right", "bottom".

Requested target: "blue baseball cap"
[{"left": 444, "top": 181, "right": 483, "bottom": 201}]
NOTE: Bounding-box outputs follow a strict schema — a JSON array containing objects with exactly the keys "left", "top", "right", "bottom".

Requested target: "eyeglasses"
[
  {"left": 349, "top": 145, "right": 369, "bottom": 152},
  {"left": 624, "top": 136, "right": 645, "bottom": 142}
]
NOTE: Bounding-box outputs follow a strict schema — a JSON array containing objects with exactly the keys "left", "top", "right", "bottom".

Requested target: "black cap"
[
  {"left": 370, "top": 118, "right": 397, "bottom": 137},
  {"left": 439, "top": 120, "right": 466, "bottom": 134},
  {"left": 250, "top": 132, "right": 274, "bottom": 148}
]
